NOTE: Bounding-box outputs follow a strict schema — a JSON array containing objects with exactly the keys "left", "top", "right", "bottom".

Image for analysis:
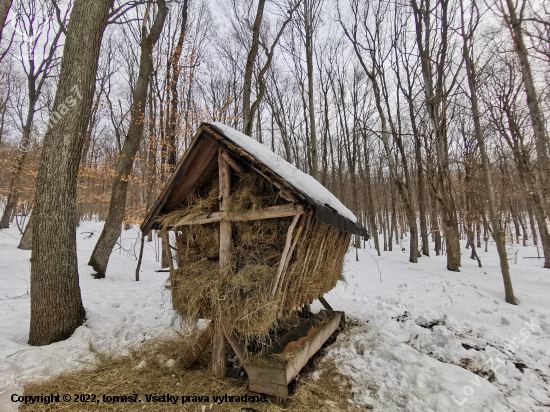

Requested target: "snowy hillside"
[{"left": 1, "top": 221, "right": 549, "bottom": 411}]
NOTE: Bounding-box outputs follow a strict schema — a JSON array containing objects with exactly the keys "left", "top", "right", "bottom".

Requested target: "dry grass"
[{"left": 20, "top": 334, "right": 354, "bottom": 412}]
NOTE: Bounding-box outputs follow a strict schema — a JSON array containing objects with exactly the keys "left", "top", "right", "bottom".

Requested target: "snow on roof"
[{"left": 210, "top": 122, "right": 358, "bottom": 223}]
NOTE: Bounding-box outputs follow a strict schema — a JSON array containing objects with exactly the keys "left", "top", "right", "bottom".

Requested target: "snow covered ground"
[
  {"left": 319, "top": 238, "right": 550, "bottom": 411},
  {"left": 1, "top": 220, "right": 549, "bottom": 411}
]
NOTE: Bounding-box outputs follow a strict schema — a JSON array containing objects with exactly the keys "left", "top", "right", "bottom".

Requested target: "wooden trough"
[
  {"left": 141, "top": 122, "right": 367, "bottom": 399},
  {"left": 246, "top": 310, "right": 344, "bottom": 398}
]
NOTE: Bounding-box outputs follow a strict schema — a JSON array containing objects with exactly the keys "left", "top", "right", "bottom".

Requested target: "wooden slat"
[
  {"left": 167, "top": 204, "right": 305, "bottom": 226},
  {"left": 277, "top": 214, "right": 309, "bottom": 314},
  {"left": 181, "top": 323, "right": 214, "bottom": 368},
  {"left": 248, "top": 380, "right": 288, "bottom": 399},
  {"left": 141, "top": 126, "right": 207, "bottom": 234},
  {"left": 165, "top": 140, "right": 219, "bottom": 209},
  {"left": 289, "top": 219, "right": 319, "bottom": 309},
  {"left": 318, "top": 296, "right": 333, "bottom": 311},
  {"left": 270, "top": 213, "right": 301, "bottom": 298}
]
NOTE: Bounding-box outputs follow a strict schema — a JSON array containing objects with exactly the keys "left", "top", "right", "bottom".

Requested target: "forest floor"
[{"left": 0, "top": 220, "right": 549, "bottom": 411}]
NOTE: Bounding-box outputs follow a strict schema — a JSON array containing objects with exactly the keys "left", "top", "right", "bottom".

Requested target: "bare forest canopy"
[{"left": 0, "top": 0, "right": 549, "bottom": 341}]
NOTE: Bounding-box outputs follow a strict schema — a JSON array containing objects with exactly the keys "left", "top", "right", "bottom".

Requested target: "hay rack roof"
[{"left": 141, "top": 122, "right": 369, "bottom": 238}]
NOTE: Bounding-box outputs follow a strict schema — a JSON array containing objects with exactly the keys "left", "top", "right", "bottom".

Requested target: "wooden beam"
[
  {"left": 270, "top": 213, "right": 301, "bottom": 299},
  {"left": 221, "top": 151, "right": 244, "bottom": 174},
  {"left": 318, "top": 296, "right": 333, "bottom": 311},
  {"left": 223, "top": 329, "right": 248, "bottom": 373},
  {"left": 251, "top": 166, "right": 299, "bottom": 204},
  {"left": 167, "top": 204, "right": 305, "bottom": 226}
]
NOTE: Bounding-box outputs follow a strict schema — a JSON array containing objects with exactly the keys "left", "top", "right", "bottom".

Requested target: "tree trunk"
[
  {"left": 166, "top": 0, "right": 189, "bottom": 170},
  {"left": 0, "top": 0, "right": 11, "bottom": 44},
  {"left": 503, "top": 0, "right": 550, "bottom": 213},
  {"left": 411, "top": 0, "right": 460, "bottom": 270},
  {"left": 430, "top": 191, "right": 441, "bottom": 255},
  {"left": 364, "top": 149, "right": 380, "bottom": 256},
  {"left": 29, "top": 0, "right": 113, "bottom": 346},
  {"left": 304, "top": 0, "right": 318, "bottom": 180},
  {"left": 242, "top": 0, "right": 265, "bottom": 136},
  {"left": 88, "top": 1, "right": 167, "bottom": 278},
  {"left": 461, "top": 7, "right": 516, "bottom": 302}
]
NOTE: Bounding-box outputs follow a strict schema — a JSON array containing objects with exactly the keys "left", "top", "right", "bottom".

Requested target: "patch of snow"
[{"left": 210, "top": 122, "right": 358, "bottom": 223}]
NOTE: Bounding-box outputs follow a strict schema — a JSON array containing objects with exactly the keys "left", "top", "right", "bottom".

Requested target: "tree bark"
[
  {"left": 88, "top": 1, "right": 167, "bottom": 278},
  {"left": 29, "top": 0, "right": 113, "bottom": 346},
  {"left": 0, "top": 0, "right": 11, "bottom": 43}
]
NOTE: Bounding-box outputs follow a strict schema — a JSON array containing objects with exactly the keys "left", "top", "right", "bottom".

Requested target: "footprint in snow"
[
  {"left": 481, "top": 309, "right": 493, "bottom": 314},
  {"left": 501, "top": 317, "right": 510, "bottom": 326}
]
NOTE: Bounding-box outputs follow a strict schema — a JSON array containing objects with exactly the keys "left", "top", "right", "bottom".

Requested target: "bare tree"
[
  {"left": 89, "top": 0, "right": 167, "bottom": 278},
  {"left": 411, "top": 0, "right": 463, "bottom": 271},
  {"left": 0, "top": 0, "right": 68, "bottom": 229},
  {"left": 498, "top": 0, "right": 550, "bottom": 215},
  {"left": 241, "top": 0, "right": 296, "bottom": 137},
  {"left": 460, "top": 0, "right": 516, "bottom": 303}
]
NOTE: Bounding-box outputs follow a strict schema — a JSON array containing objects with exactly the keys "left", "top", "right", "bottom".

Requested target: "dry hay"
[
  {"left": 19, "top": 334, "right": 354, "bottom": 412},
  {"left": 159, "top": 173, "right": 220, "bottom": 228},
  {"left": 158, "top": 169, "right": 351, "bottom": 342}
]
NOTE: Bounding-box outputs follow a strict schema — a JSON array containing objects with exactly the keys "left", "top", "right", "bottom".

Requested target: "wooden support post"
[
  {"left": 161, "top": 229, "right": 175, "bottom": 272},
  {"left": 213, "top": 148, "right": 231, "bottom": 379},
  {"left": 212, "top": 327, "right": 226, "bottom": 378},
  {"left": 135, "top": 231, "right": 145, "bottom": 281},
  {"left": 160, "top": 228, "right": 169, "bottom": 268},
  {"left": 318, "top": 296, "right": 333, "bottom": 310},
  {"left": 221, "top": 151, "right": 244, "bottom": 174}
]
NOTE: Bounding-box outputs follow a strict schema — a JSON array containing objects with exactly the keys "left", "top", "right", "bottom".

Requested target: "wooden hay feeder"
[{"left": 141, "top": 122, "right": 368, "bottom": 399}]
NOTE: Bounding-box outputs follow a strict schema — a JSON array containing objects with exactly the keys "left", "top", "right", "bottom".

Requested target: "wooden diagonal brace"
[{"left": 270, "top": 213, "right": 301, "bottom": 298}]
